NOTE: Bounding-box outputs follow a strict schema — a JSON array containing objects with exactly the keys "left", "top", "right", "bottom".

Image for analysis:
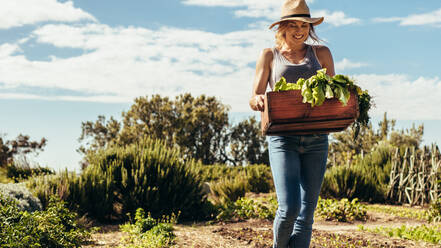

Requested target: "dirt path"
[{"left": 83, "top": 210, "right": 439, "bottom": 248}]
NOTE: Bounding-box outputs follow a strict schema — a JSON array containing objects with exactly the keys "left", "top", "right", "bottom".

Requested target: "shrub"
[
  {"left": 322, "top": 142, "right": 394, "bottom": 203},
  {"left": 244, "top": 165, "right": 273, "bottom": 193},
  {"left": 0, "top": 193, "right": 91, "bottom": 248},
  {"left": 216, "top": 196, "right": 277, "bottom": 221},
  {"left": 0, "top": 183, "right": 42, "bottom": 212},
  {"left": 6, "top": 162, "right": 54, "bottom": 182},
  {"left": 26, "top": 170, "right": 80, "bottom": 210},
  {"left": 27, "top": 137, "right": 212, "bottom": 222},
  {"left": 209, "top": 176, "right": 247, "bottom": 204},
  {"left": 193, "top": 163, "right": 274, "bottom": 196},
  {"left": 315, "top": 198, "right": 367, "bottom": 222},
  {"left": 428, "top": 198, "right": 441, "bottom": 223},
  {"left": 320, "top": 165, "right": 386, "bottom": 202},
  {"left": 119, "top": 208, "right": 176, "bottom": 248},
  {"left": 365, "top": 204, "right": 428, "bottom": 221},
  {"left": 360, "top": 224, "right": 441, "bottom": 245}
]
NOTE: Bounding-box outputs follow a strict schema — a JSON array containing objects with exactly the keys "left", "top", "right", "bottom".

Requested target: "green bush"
[
  {"left": 366, "top": 204, "right": 428, "bottom": 221},
  {"left": 26, "top": 170, "right": 81, "bottom": 211},
  {"left": 0, "top": 193, "right": 91, "bottom": 248},
  {"left": 210, "top": 176, "right": 247, "bottom": 204},
  {"left": 245, "top": 165, "right": 273, "bottom": 193},
  {"left": 27, "top": 137, "right": 213, "bottom": 222},
  {"left": 322, "top": 142, "right": 393, "bottom": 203},
  {"left": 316, "top": 198, "right": 367, "bottom": 222},
  {"left": 6, "top": 162, "right": 54, "bottom": 182},
  {"left": 216, "top": 196, "right": 277, "bottom": 221},
  {"left": 321, "top": 165, "right": 385, "bottom": 202},
  {"left": 428, "top": 198, "right": 441, "bottom": 223},
  {"left": 193, "top": 164, "right": 274, "bottom": 201},
  {"left": 0, "top": 183, "right": 42, "bottom": 212},
  {"left": 360, "top": 224, "right": 441, "bottom": 245},
  {"left": 119, "top": 208, "right": 176, "bottom": 248}
]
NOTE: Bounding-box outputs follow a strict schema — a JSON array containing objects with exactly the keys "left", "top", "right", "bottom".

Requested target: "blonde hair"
[{"left": 275, "top": 21, "right": 321, "bottom": 49}]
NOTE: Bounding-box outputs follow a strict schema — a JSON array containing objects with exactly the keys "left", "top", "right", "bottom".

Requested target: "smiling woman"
[{"left": 248, "top": 0, "right": 335, "bottom": 247}]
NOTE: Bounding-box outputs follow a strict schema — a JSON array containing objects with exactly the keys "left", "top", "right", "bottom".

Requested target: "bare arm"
[
  {"left": 249, "top": 48, "right": 273, "bottom": 111},
  {"left": 315, "top": 45, "right": 335, "bottom": 77}
]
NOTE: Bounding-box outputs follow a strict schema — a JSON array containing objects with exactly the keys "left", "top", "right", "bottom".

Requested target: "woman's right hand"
[{"left": 251, "top": 94, "right": 265, "bottom": 112}]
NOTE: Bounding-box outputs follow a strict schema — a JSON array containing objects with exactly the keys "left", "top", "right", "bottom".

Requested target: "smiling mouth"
[{"left": 293, "top": 34, "right": 304, "bottom": 40}]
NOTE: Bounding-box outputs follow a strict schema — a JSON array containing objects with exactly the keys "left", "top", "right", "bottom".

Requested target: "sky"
[{"left": 1, "top": 0, "right": 440, "bottom": 172}]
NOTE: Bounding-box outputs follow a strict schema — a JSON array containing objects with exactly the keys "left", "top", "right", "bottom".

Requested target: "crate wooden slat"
[{"left": 261, "top": 90, "right": 358, "bottom": 136}]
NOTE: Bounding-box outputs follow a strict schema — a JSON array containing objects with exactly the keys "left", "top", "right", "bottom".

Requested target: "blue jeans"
[{"left": 268, "top": 134, "right": 328, "bottom": 248}]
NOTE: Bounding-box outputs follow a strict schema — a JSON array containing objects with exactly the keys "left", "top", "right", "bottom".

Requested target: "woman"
[{"left": 249, "top": 0, "right": 335, "bottom": 247}]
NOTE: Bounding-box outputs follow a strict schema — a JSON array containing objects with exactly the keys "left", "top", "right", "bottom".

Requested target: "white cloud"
[
  {"left": 313, "top": 10, "right": 360, "bottom": 26},
  {"left": 353, "top": 74, "right": 441, "bottom": 120},
  {"left": 181, "top": 0, "right": 359, "bottom": 27},
  {"left": 0, "top": 23, "right": 275, "bottom": 112},
  {"left": 0, "top": 0, "right": 96, "bottom": 29},
  {"left": 4, "top": 23, "right": 439, "bottom": 120},
  {"left": 182, "top": 0, "right": 281, "bottom": 20},
  {"left": 373, "top": 8, "right": 441, "bottom": 27},
  {"left": 0, "top": 43, "right": 22, "bottom": 57},
  {"left": 0, "top": 93, "right": 130, "bottom": 103},
  {"left": 335, "top": 58, "right": 367, "bottom": 71}
]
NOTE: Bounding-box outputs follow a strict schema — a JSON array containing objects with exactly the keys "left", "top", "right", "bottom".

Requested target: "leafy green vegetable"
[
  {"left": 325, "top": 84, "right": 334, "bottom": 99},
  {"left": 273, "top": 69, "right": 373, "bottom": 139}
]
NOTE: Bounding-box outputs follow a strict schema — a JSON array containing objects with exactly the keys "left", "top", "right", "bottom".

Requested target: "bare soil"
[
  {"left": 83, "top": 209, "right": 439, "bottom": 248},
  {"left": 81, "top": 191, "right": 437, "bottom": 248}
]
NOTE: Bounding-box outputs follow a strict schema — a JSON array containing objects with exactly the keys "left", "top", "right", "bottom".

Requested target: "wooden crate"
[{"left": 261, "top": 90, "right": 359, "bottom": 136}]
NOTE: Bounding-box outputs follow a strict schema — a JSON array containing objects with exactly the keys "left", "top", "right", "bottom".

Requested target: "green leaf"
[
  {"left": 334, "top": 84, "right": 350, "bottom": 106},
  {"left": 301, "top": 83, "right": 313, "bottom": 104},
  {"left": 312, "top": 83, "right": 326, "bottom": 107},
  {"left": 333, "top": 74, "right": 350, "bottom": 84},
  {"left": 325, "top": 84, "right": 334, "bottom": 99},
  {"left": 274, "top": 77, "right": 287, "bottom": 92}
]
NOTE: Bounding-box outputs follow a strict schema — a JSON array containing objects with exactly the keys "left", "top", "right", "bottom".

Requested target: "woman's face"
[{"left": 284, "top": 20, "right": 310, "bottom": 45}]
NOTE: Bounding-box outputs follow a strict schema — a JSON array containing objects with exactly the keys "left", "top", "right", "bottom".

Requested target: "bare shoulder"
[
  {"left": 256, "top": 48, "right": 274, "bottom": 68},
  {"left": 261, "top": 48, "right": 274, "bottom": 60},
  {"left": 311, "top": 45, "right": 335, "bottom": 76},
  {"left": 312, "top": 45, "right": 332, "bottom": 57}
]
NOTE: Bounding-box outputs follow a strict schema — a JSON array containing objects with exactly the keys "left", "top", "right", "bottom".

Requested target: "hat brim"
[{"left": 269, "top": 17, "right": 324, "bottom": 29}]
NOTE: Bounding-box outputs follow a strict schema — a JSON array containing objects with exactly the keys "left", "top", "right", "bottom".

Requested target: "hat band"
[{"left": 281, "top": 14, "right": 311, "bottom": 19}]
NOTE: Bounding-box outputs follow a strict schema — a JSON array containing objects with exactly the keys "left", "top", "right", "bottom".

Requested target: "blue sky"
[{"left": 1, "top": 0, "right": 440, "bottom": 171}]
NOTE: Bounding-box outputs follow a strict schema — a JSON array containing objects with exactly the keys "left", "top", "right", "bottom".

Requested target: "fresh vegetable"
[{"left": 274, "top": 69, "right": 373, "bottom": 138}]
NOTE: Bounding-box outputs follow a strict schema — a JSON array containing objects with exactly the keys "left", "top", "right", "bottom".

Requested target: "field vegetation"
[{"left": 0, "top": 93, "right": 440, "bottom": 247}]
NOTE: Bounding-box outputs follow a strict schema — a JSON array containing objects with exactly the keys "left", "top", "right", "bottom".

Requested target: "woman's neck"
[{"left": 281, "top": 42, "right": 307, "bottom": 53}]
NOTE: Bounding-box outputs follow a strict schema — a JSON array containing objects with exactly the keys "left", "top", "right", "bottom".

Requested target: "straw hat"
[{"left": 269, "top": 0, "right": 324, "bottom": 29}]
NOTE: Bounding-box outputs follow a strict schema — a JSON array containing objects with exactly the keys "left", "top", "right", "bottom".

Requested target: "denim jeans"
[{"left": 268, "top": 134, "right": 329, "bottom": 248}]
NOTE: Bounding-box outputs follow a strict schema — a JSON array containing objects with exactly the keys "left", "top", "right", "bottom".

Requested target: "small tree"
[
  {"left": 329, "top": 112, "right": 424, "bottom": 166},
  {"left": 229, "top": 116, "right": 268, "bottom": 166},
  {"left": 78, "top": 93, "right": 270, "bottom": 167},
  {"left": 0, "top": 134, "right": 47, "bottom": 167}
]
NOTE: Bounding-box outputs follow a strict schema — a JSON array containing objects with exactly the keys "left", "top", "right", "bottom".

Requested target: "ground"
[{"left": 83, "top": 204, "right": 440, "bottom": 248}]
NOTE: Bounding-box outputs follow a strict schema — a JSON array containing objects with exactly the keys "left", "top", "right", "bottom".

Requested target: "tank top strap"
[{"left": 306, "top": 44, "right": 322, "bottom": 68}]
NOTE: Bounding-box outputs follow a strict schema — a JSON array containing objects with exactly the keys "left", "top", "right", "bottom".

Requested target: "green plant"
[
  {"left": 0, "top": 193, "right": 91, "bottom": 248},
  {"left": 365, "top": 204, "right": 428, "bottom": 221},
  {"left": 428, "top": 198, "right": 441, "bottom": 222},
  {"left": 244, "top": 165, "right": 273, "bottom": 193},
  {"left": 359, "top": 224, "right": 441, "bottom": 245},
  {"left": 216, "top": 196, "right": 277, "bottom": 221},
  {"left": 320, "top": 165, "right": 386, "bottom": 202},
  {"left": 5, "top": 162, "right": 54, "bottom": 182},
  {"left": 27, "top": 137, "right": 213, "bottom": 222},
  {"left": 119, "top": 208, "right": 176, "bottom": 248},
  {"left": 274, "top": 69, "right": 372, "bottom": 139},
  {"left": 316, "top": 197, "right": 367, "bottom": 222},
  {"left": 0, "top": 183, "right": 42, "bottom": 212},
  {"left": 209, "top": 176, "right": 247, "bottom": 204}
]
